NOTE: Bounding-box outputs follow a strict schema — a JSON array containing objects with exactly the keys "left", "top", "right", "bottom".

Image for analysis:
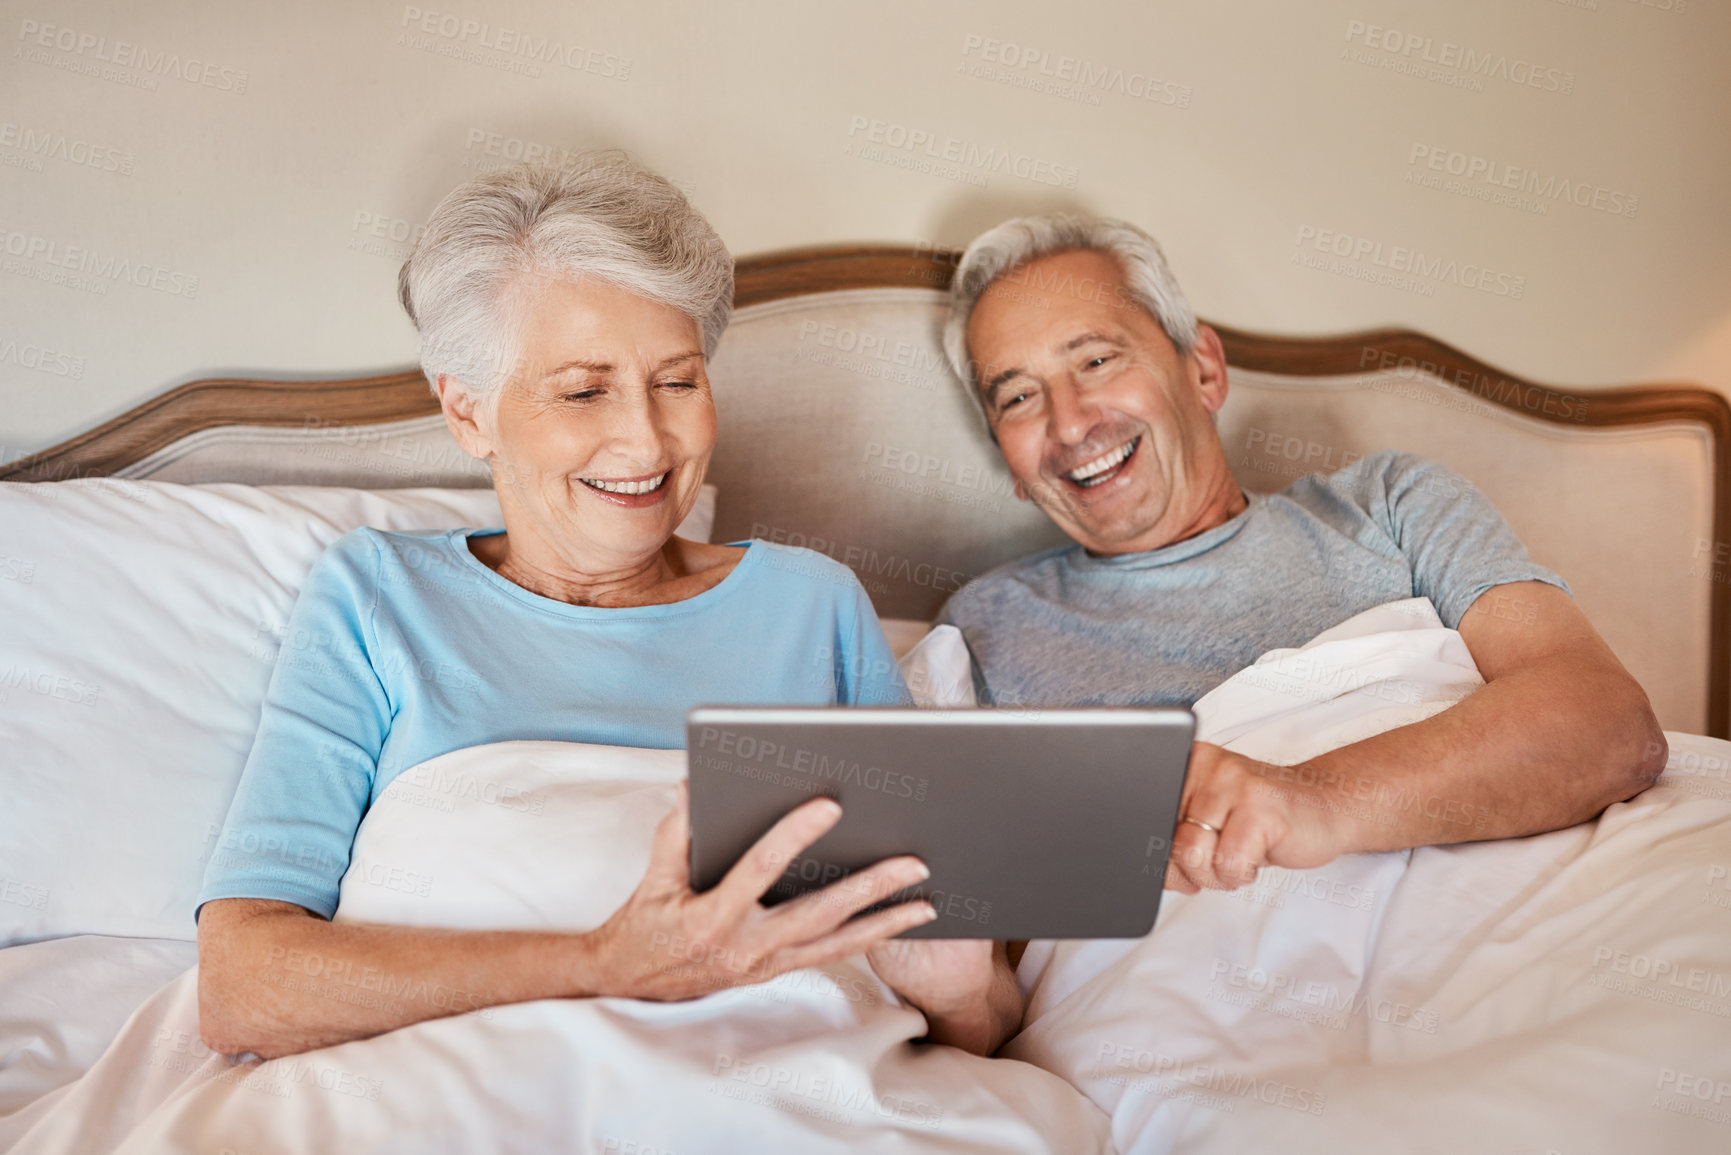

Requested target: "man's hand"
[{"left": 1163, "top": 742, "right": 1350, "bottom": 893}]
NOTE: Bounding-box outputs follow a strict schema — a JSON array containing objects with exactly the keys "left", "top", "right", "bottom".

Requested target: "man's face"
[{"left": 965, "top": 248, "right": 1230, "bottom": 555}]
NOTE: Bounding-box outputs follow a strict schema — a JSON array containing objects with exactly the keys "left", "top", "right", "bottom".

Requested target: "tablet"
[{"left": 686, "top": 706, "right": 1196, "bottom": 939}]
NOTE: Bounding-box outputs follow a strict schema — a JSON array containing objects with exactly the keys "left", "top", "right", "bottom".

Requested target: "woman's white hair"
[
  {"left": 398, "top": 151, "right": 733, "bottom": 397},
  {"left": 941, "top": 214, "right": 1198, "bottom": 419}
]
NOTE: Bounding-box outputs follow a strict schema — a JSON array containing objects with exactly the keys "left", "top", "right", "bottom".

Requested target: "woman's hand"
[
  {"left": 588, "top": 784, "right": 937, "bottom": 1001},
  {"left": 866, "top": 938, "right": 1024, "bottom": 1056}
]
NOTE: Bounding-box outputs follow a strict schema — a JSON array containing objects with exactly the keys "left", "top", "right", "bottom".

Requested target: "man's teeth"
[
  {"left": 1066, "top": 438, "right": 1139, "bottom": 484},
  {"left": 581, "top": 472, "right": 667, "bottom": 496}
]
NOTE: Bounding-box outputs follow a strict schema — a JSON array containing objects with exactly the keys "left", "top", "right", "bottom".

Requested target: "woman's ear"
[{"left": 436, "top": 375, "right": 495, "bottom": 461}]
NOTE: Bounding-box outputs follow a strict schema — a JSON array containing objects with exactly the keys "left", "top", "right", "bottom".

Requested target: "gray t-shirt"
[{"left": 936, "top": 450, "right": 1568, "bottom": 708}]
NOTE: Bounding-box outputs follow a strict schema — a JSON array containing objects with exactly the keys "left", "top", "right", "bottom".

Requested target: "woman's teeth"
[
  {"left": 581, "top": 472, "right": 667, "bottom": 495},
  {"left": 1066, "top": 437, "right": 1140, "bottom": 487}
]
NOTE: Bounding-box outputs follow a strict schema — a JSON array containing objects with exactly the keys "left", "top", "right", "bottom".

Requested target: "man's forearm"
[
  {"left": 1290, "top": 652, "right": 1665, "bottom": 855},
  {"left": 198, "top": 899, "right": 608, "bottom": 1059}
]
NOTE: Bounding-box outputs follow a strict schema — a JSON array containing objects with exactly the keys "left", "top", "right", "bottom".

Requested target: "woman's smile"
[{"left": 578, "top": 468, "right": 672, "bottom": 507}]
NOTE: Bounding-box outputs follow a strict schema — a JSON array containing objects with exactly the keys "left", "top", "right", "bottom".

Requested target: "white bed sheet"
[
  {"left": 6, "top": 597, "right": 1727, "bottom": 1154},
  {"left": 0, "top": 935, "right": 198, "bottom": 1118},
  {"left": 1007, "top": 601, "right": 1731, "bottom": 1154}
]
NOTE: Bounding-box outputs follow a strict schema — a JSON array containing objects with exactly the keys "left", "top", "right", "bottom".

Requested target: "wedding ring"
[{"left": 1180, "top": 816, "right": 1221, "bottom": 835}]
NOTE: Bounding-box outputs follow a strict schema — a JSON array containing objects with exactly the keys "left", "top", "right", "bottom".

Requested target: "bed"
[{"left": 1, "top": 245, "right": 1728, "bottom": 1153}]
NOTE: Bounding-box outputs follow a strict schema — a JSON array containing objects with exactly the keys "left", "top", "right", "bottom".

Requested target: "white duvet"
[
  {"left": 1010, "top": 599, "right": 1731, "bottom": 1154},
  {"left": 5, "top": 598, "right": 1729, "bottom": 1154}
]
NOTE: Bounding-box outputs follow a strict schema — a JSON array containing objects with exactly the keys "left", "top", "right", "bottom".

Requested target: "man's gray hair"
[
  {"left": 399, "top": 151, "right": 733, "bottom": 397},
  {"left": 941, "top": 214, "right": 1199, "bottom": 416}
]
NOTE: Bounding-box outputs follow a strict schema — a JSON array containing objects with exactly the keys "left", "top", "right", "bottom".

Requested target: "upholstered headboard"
[{"left": 4, "top": 246, "right": 1726, "bottom": 736}]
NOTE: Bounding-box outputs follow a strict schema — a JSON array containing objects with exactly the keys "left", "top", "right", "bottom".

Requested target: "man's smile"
[{"left": 1062, "top": 435, "right": 1141, "bottom": 490}]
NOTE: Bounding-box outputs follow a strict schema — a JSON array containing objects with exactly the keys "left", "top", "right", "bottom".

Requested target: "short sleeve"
[
  {"left": 195, "top": 531, "right": 393, "bottom": 921},
  {"left": 837, "top": 585, "right": 914, "bottom": 707},
  {"left": 1347, "top": 451, "right": 1571, "bottom": 629}
]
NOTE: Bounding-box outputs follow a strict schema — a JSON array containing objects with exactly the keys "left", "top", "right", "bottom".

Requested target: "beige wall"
[{"left": 1, "top": 0, "right": 1726, "bottom": 464}]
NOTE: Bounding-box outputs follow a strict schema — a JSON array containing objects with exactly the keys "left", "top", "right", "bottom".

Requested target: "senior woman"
[{"left": 195, "top": 154, "right": 1020, "bottom": 1062}]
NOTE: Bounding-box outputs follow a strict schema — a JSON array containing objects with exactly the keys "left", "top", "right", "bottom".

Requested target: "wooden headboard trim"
[{"left": 5, "top": 243, "right": 1726, "bottom": 734}]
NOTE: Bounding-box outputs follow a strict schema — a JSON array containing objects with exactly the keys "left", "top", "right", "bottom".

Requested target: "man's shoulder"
[
  {"left": 939, "top": 543, "right": 1077, "bottom": 626},
  {"left": 1281, "top": 449, "right": 1470, "bottom": 514}
]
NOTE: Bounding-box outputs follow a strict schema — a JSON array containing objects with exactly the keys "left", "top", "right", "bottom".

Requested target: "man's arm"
[{"left": 1170, "top": 581, "right": 1668, "bottom": 890}]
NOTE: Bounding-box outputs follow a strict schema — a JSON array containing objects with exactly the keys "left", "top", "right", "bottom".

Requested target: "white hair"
[
  {"left": 398, "top": 151, "right": 733, "bottom": 397},
  {"left": 941, "top": 214, "right": 1199, "bottom": 419}
]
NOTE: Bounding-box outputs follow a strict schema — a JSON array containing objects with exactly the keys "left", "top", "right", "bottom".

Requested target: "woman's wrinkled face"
[{"left": 479, "top": 274, "right": 716, "bottom": 568}]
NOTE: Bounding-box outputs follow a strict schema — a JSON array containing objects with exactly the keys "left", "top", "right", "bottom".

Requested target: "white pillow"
[
  {"left": 336, "top": 741, "right": 685, "bottom": 932},
  {"left": 0, "top": 479, "right": 714, "bottom": 946},
  {"left": 897, "top": 624, "right": 976, "bottom": 708}
]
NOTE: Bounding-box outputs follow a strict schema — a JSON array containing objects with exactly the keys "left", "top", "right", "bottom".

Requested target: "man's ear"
[
  {"left": 1190, "top": 323, "right": 1231, "bottom": 414},
  {"left": 435, "top": 375, "right": 495, "bottom": 462}
]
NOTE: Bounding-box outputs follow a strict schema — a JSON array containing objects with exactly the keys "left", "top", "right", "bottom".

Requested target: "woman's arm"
[
  {"left": 199, "top": 788, "right": 937, "bottom": 1058},
  {"left": 198, "top": 897, "right": 603, "bottom": 1058}
]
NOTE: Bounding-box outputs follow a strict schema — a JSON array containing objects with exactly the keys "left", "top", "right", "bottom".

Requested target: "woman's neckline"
[{"left": 445, "top": 530, "right": 760, "bottom": 617}]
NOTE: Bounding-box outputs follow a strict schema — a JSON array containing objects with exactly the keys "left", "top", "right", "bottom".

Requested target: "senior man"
[{"left": 935, "top": 214, "right": 1668, "bottom": 893}]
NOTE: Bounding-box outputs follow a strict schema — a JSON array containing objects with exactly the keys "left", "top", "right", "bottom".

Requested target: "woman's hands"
[
  {"left": 866, "top": 938, "right": 1025, "bottom": 1056},
  {"left": 589, "top": 784, "right": 937, "bottom": 1000}
]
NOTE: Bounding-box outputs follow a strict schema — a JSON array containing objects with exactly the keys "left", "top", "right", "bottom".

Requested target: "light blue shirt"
[{"left": 197, "top": 529, "right": 911, "bottom": 920}]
